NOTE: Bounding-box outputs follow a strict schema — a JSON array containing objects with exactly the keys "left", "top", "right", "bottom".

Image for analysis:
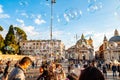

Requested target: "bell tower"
[
  {"left": 103, "top": 35, "right": 108, "bottom": 50},
  {"left": 114, "top": 29, "right": 119, "bottom": 36}
]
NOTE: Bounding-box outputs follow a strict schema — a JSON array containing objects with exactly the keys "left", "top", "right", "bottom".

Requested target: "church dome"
[{"left": 109, "top": 36, "right": 120, "bottom": 42}]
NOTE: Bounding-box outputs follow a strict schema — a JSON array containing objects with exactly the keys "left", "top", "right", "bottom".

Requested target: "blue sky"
[{"left": 0, "top": 0, "right": 120, "bottom": 50}]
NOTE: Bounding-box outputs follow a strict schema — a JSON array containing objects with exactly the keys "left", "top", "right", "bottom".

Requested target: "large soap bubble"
[
  {"left": 64, "top": 8, "right": 82, "bottom": 20},
  {"left": 115, "top": 5, "right": 120, "bottom": 17},
  {"left": 87, "top": 1, "right": 103, "bottom": 13},
  {"left": 55, "top": 8, "right": 82, "bottom": 25},
  {"left": 88, "top": 0, "right": 97, "bottom": 4}
]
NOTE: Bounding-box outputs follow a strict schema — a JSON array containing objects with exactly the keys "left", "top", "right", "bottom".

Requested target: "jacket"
[{"left": 8, "top": 66, "right": 25, "bottom": 80}]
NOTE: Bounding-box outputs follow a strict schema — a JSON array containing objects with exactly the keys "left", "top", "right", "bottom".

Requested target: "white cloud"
[
  {"left": 21, "top": 13, "right": 28, "bottom": 18},
  {"left": 52, "top": 30, "right": 64, "bottom": 39},
  {"left": 15, "top": 19, "right": 40, "bottom": 39},
  {"left": 16, "top": 19, "right": 24, "bottom": 24},
  {"left": 114, "top": 12, "right": 118, "bottom": 16},
  {"left": 0, "top": 29, "right": 8, "bottom": 39},
  {"left": 0, "top": 5, "right": 10, "bottom": 18},
  {"left": 22, "top": 26, "right": 39, "bottom": 37},
  {"left": 34, "top": 15, "right": 46, "bottom": 25},
  {"left": 91, "top": 31, "right": 113, "bottom": 50},
  {"left": 0, "top": 14, "right": 10, "bottom": 18},
  {"left": 16, "top": 19, "right": 25, "bottom": 27},
  {"left": 0, "top": 5, "right": 3, "bottom": 13},
  {"left": 34, "top": 18, "right": 46, "bottom": 25}
]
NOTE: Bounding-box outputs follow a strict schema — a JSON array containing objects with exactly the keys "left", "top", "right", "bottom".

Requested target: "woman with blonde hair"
[{"left": 55, "top": 63, "right": 66, "bottom": 80}]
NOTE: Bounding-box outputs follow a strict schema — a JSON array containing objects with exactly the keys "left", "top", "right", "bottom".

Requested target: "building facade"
[
  {"left": 66, "top": 34, "right": 94, "bottom": 60},
  {"left": 19, "top": 40, "right": 65, "bottom": 59},
  {"left": 99, "top": 29, "right": 120, "bottom": 61}
]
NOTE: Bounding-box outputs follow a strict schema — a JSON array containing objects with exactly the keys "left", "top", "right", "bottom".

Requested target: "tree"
[
  {"left": 14, "top": 27, "right": 27, "bottom": 55},
  {"left": 0, "top": 26, "right": 4, "bottom": 54},
  {"left": 5, "top": 25, "right": 16, "bottom": 45},
  {"left": 0, "top": 35, "right": 5, "bottom": 53},
  {"left": 14, "top": 27, "right": 27, "bottom": 42},
  {"left": 4, "top": 25, "right": 18, "bottom": 54},
  {"left": 0, "top": 26, "right": 3, "bottom": 31}
]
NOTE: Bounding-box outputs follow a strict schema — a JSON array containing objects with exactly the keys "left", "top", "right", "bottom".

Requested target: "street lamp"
[
  {"left": 75, "top": 34, "right": 79, "bottom": 64},
  {"left": 46, "top": 0, "right": 56, "bottom": 61},
  {"left": 46, "top": 0, "right": 56, "bottom": 40}
]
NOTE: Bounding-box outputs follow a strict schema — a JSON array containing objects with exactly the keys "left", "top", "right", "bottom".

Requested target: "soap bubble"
[
  {"left": 19, "top": 1, "right": 28, "bottom": 6},
  {"left": 115, "top": 5, "right": 120, "bottom": 17},
  {"left": 87, "top": 2, "right": 103, "bottom": 13},
  {"left": 55, "top": 8, "right": 82, "bottom": 25},
  {"left": 88, "top": 0, "right": 97, "bottom": 4},
  {"left": 64, "top": 8, "right": 82, "bottom": 20}
]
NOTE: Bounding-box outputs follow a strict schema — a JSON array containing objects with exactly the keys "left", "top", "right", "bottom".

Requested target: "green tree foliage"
[
  {"left": 0, "top": 35, "right": 5, "bottom": 52},
  {"left": 0, "top": 26, "right": 4, "bottom": 54},
  {"left": 4, "top": 25, "right": 18, "bottom": 54},
  {"left": 1, "top": 25, "right": 27, "bottom": 55},
  {"left": 5, "top": 25, "right": 16, "bottom": 45},
  {"left": 14, "top": 27, "right": 27, "bottom": 41},
  {"left": 0, "top": 26, "right": 3, "bottom": 31}
]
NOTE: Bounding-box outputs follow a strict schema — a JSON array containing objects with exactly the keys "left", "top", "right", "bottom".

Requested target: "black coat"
[
  {"left": 37, "top": 70, "right": 50, "bottom": 80},
  {"left": 117, "top": 65, "right": 120, "bottom": 72}
]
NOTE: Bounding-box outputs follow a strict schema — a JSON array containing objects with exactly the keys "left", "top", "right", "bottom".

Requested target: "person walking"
[
  {"left": 8, "top": 57, "right": 32, "bottom": 80},
  {"left": 112, "top": 64, "right": 117, "bottom": 77},
  {"left": 117, "top": 63, "right": 120, "bottom": 77},
  {"left": 102, "top": 64, "right": 107, "bottom": 78}
]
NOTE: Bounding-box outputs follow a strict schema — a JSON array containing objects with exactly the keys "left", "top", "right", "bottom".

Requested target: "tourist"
[
  {"left": 102, "top": 64, "right": 107, "bottom": 78},
  {"left": 2, "top": 61, "right": 11, "bottom": 80},
  {"left": 37, "top": 64, "right": 49, "bottom": 80},
  {"left": 117, "top": 63, "right": 120, "bottom": 77},
  {"left": 14, "top": 60, "right": 19, "bottom": 68},
  {"left": 8, "top": 56, "right": 32, "bottom": 80},
  {"left": 79, "top": 66, "right": 105, "bottom": 80},
  {"left": 48, "top": 62, "right": 57, "bottom": 80},
  {"left": 55, "top": 63, "right": 66, "bottom": 80},
  {"left": 112, "top": 63, "right": 117, "bottom": 77}
]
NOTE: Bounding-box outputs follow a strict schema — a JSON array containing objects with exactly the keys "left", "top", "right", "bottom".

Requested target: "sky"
[{"left": 0, "top": 0, "right": 120, "bottom": 50}]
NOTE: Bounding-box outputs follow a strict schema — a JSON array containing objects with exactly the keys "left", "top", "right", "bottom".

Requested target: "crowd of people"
[{"left": 0, "top": 57, "right": 120, "bottom": 80}]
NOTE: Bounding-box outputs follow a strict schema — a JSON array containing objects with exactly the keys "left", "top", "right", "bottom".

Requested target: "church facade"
[
  {"left": 66, "top": 34, "right": 94, "bottom": 60},
  {"left": 99, "top": 29, "right": 120, "bottom": 61}
]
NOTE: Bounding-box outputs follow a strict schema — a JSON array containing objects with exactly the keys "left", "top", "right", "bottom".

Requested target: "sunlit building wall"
[
  {"left": 99, "top": 29, "right": 120, "bottom": 61},
  {"left": 19, "top": 40, "right": 65, "bottom": 58}
]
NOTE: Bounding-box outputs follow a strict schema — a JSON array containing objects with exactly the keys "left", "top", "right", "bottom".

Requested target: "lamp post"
[
  {"left": 46, "top": 0, "right": 56, "bottom": 61},
  {"left": 46, "top": 0, "right": 56, "bottom": 40},
  {"left": 75, "top": 34, "right": 79, "bottom": 64}
]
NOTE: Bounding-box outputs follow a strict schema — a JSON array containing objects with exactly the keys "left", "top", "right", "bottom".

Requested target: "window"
[
  {"left": 37, "top": 43, "right": 39, "bottom": 45},
  {"left": 29, "top": 47, "right": 31, "bottom": 49},
  {"left": 33, "top": 43, "right": 35, "bottom": 45},
  {"left": 23, "top": 43, "right": 25, "bottom": 45}
]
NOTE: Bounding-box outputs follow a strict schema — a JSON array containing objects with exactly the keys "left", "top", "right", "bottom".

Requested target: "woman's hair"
[
  {"left": 79, "top": 66, "right": 105, "bottom": 80},
  {"left": 56, "top": 63, "right": 62, "bottom": 68}
]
